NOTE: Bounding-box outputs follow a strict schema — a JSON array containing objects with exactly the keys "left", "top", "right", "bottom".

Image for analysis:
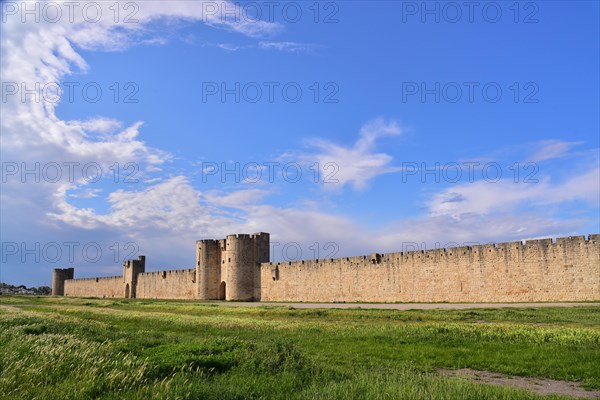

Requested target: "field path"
[
  {"left": 211, "top": 301, "right": 600, "bottom": 310},
  {"left": 439, "top": 369, "right": 600, "bottom": 399}
]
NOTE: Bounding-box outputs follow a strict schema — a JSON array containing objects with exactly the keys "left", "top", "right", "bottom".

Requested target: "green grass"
[{"left": 0, "top": 296, "right": 599, "bottom": 399}]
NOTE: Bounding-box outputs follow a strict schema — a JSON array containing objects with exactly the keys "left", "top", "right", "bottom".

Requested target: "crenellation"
[
  {"left": 65, "top": 275, "right": 121, "bottom": 281},
  {"left": 139, "top": 268, "right": 195, "bottom": 276},
  {"left": 483, "top": 244, "right": 496, "bottom": 253},
  {"left": 569, "top": 235, "right": 587, "bottom": 244},
  {"left": 454, "top": 246, "right": 471, "bottom": 254}
]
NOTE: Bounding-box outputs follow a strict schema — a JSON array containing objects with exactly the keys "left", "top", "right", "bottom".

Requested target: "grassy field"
[{"left": 1, "top": 296, "right": 599, "bottom": 399}]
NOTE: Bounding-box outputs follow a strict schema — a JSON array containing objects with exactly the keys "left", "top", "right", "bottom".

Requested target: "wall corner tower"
[{"left": 52, "top": 267, "right": 74, "bottom": 296}]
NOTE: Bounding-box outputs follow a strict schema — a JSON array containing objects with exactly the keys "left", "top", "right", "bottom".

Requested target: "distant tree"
[{"left": 34, "top": 286, "right": 52, "bottom": 295}]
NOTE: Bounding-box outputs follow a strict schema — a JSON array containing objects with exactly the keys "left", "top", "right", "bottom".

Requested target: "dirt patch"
[{"left": 439, "top": 368, "right": 600, "bottom": 399}]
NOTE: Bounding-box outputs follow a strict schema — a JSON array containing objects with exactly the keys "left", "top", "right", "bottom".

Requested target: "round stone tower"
[
  {"left": 52, "top": 267, "right": 74, "bottom": 296},
  {"left": 225, "top": 234, "right": 254, "bottom": 301},
  {"left": 223, "top": 233, "right": 270, "bottom": 301}
]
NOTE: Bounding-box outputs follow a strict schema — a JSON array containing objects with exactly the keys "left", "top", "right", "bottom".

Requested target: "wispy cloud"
[
  {"left": 216, "top": 43, "right": 242, "bottom": 51},
  {"left": 529, "top": 139, "right": 583, "bottom": 162},
  {"left": 284, "top": 119, "right": 403, "bottom": 191},
  {"left": 198, "top": 41, "right": 320, "bottom": 53},
  {"left": 258, "top": 41, "right": 320, "bottom": 53}
]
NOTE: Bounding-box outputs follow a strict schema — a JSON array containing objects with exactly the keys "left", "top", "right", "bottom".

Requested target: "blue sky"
[{"left": 1, "top": 1, "right": 599, "bottom": 286}]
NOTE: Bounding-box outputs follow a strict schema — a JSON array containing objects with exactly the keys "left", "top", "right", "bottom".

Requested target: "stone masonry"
[{"left": 55, "top": 233, "right": 600, "bottom": 302}]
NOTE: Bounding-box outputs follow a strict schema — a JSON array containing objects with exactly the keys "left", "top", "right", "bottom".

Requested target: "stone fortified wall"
[
  {"left": 261, "top": 235, "right": 600, "bottom": 302},
  {"left": 54, "top": 233, "right": 599, "bottom": 302},
  {"left": 64, "top": 276, "right": 123, "bottom": 298},
  {"left": 137, "top": 269, "right": 197, "bottom": 299}
]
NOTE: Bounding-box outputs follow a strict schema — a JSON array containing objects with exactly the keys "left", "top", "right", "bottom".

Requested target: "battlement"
[
  {"left": 139, "top": 268, "right": 195, "bottom": 277},
  {"left": 65, "top": 275, "right": 121, "bottom": 282},
  {"left": 228, "top": 233, "right": 250, "bottom": 240},
  {"left": 54, "top": 267, "right": 74, "bottom": 274},
  {"left": 197, "top": 239, "right": 220, "bottom": 245}
]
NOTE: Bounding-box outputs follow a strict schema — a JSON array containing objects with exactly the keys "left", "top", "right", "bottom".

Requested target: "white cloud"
[
  {"left": 374, "top": 213, "right": 585, "bottom": 253},
  {"left": 76, "top": 118, "right": 122, "bottom": 134},
  {"left": 68, "top": 188, "right": 103, "bottom": 199},
  {"left": 428, "top": 165, "right": 599, "bottom": 217},
  {"left": 48, "top": 176, "right": 215, "bottom": 232},
  {"left": 203, "top": 189, "right": 271, "bottom": 208},
  {"left": 286, "top": 118, "right": 403, "bottom": 191},
  {"left": 1, "top": 1, "right": 280, "bottom": 200}
]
